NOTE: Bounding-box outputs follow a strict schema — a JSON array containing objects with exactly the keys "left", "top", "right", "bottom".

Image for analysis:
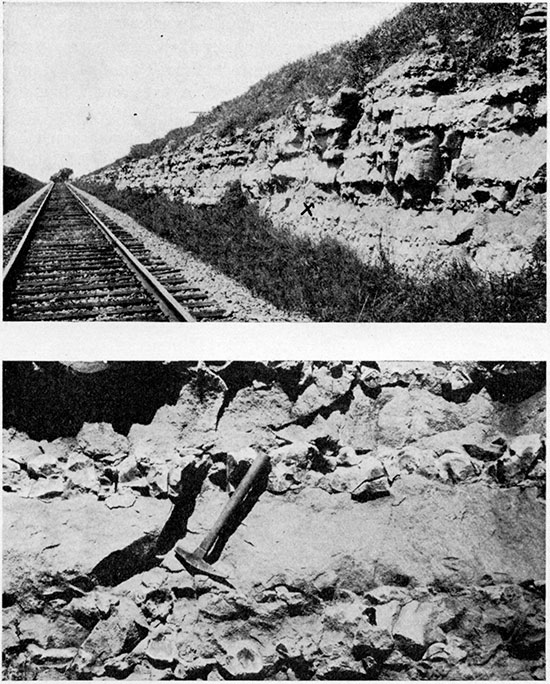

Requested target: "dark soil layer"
[
  {"left": 75, "top": 180, "right": 546, "bottom": 323},
  {"left": 3, "top": 166, "right": 45, "bottom": 214},
  {"left": 2, "top": 362, "right": 192, "bottom": 440}
]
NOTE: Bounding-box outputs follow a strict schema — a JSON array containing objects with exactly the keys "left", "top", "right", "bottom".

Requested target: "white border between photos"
[{"left": 1, "top": 322, "right": 547, "bottom": 362}]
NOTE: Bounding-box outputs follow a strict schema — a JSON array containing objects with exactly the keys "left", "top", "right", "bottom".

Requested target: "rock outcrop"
[
  {"left": 83, "top": 15, "right": 546, "bottom": 274},
  {"left": 2, "top": 361, "right": 546, "bottom": 680}
]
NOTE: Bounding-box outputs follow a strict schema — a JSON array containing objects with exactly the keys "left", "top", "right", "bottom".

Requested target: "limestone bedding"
[
  {"left": 2, "top": 361, "right": 545, "bottom": 680},
  {"left": 83, "top": 23, "right": 546, "bottom": 274}
]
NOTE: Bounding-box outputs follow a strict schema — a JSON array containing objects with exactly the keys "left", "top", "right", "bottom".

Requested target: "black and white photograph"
[
  {"left": 2, "top": 361, "right": 546, "bottom": 680},
  {"left": 1, "top": 1, "right": 548, "bottom": 682},
  {"left": 3, "top": 2, "right": 546, "bottom": 321}
]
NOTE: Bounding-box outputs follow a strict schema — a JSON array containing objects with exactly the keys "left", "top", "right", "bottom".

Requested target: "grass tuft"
[
  {"left": 119, "top": 4, "right": 538, "bottom": 162},
  {"left": 75, "top": 180, "right": 546, "bottom": 323}
]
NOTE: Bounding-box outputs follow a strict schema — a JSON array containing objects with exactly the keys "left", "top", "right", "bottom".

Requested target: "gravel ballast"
[
  {"left": 72, "top": 186, "right": 310, "bottom": 322},
  {"left": 3, "top": 184, "right": 50, "bottom": 235}
]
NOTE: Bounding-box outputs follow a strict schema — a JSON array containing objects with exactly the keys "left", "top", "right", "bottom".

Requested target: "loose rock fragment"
[
  {"left": 463, "top": 437, "right": 507, "bottom": 461},
  {"left": 438, "top": 450, "right": 479, "bottom": 482},
  {"left": 105, "top": 490, "right": 136, "bottom": 509},
  {"left": 221, "top": 640, "right": 265, "bottom": 677},
  {"left": 353, "top": 620, "right": 394, "bottom": 661},
  {"left": 393, "top": 601, "right": 445, "bottom": 660},
  {"left": 26, "top": 477, "right": 65, "bottom": 499},
  {"left": 72, "top": 598, "right": 148, "bottom": 675},
  {"left": 145, "top": 628, "right": 179, "bottom": 666},
  {"left": 77, "top": 422, "right": 129, "bottom": 462},
  {"left": 351, "top": 456, "right": 391, "bottom": 501},
  {"left": 26, "top": 452, "right": 62, "bottom": 478},
  {"left": 27, "top": 645, "right": 78, "bottom": 665}
]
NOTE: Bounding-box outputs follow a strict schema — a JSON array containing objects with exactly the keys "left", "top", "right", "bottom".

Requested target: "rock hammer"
[{"left": 175, "top": 451, "right": 270, "bottom": 579}]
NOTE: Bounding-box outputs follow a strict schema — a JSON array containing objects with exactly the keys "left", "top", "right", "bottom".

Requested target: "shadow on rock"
[{"left": 206, "top": 461, "right": 271, "bottom": 565}]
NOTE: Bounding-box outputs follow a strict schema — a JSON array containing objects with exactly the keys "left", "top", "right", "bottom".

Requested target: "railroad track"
[{"left": 3, "top": 183, "right": 228, "bottom": 321}]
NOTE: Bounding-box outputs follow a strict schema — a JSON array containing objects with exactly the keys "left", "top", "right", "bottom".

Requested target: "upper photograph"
[{"left": 3, "top": 2, "right": 546, "bottom": 322}]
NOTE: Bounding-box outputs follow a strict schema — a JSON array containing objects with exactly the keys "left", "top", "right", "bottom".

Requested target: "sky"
[{"left": 4, "top": 2, "right": 402, "bottom": 180}]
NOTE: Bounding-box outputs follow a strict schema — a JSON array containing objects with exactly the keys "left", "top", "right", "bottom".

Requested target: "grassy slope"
[
  {"left": 3, "top": 166, "right": 45, "bottom": 214},
  {"left": 121, "top": 3, "right": 530, "bottom": 162},
  {"left": 77, "top": 4, "right": 545, "bottom": 322},
  {"left": 75, "top": 180, "right": 546, "bottom": 323}
]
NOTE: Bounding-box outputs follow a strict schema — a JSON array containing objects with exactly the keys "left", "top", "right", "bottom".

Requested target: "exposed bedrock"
[
  {"left": 2, "top": 361, "right": 546, "bottom": 680},
  {"left": 83, "top": 22, "right": 546, "bottom": 274}
]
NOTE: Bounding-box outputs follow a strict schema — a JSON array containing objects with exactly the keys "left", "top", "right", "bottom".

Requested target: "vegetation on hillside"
[
  {"left": 120, "top": 3, "right": 531, "bottom": 163},
  {"left": 342, "top": 2, "right": 528, "bottom": 88},
  {"left": 3, "top": 166, "right": 45, "bottom": 214},
  {"left": 74, "top": 180, "right": 546, "bottom": 323}
]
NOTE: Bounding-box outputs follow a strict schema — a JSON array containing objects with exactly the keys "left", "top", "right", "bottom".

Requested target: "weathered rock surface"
[
  {"left": 2, "top": 360, "right": 546, "bottom": 680},
  {"left": 3, "top": 494, "right": 171, "bottom": 599},
  {"left": 73, "top": 598, "right": 148, "bottom": 676},
  {"left": 82, "top": 21, "right": 546, "bottom": 275},
  {"left": 77, "top": 422, "right": 129, "bottom": 462}
]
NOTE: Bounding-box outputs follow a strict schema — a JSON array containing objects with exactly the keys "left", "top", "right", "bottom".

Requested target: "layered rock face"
[
  {"left": 84, "top": 20, "right": 546, "bottom": 273},
  {"left": 2, "top": 361, "right": 546, "bottom": 680}
]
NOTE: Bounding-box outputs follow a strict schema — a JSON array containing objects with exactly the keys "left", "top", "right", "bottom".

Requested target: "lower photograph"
[{"left": 2, "top": 361, "right": 546, "bottom": 681}]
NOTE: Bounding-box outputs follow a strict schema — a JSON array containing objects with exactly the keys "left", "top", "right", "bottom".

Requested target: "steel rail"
[
  {"left": 65, "top": 183, "right": 198, "bottom": 322},
  {"left": 3, "top": 183, "right": 54, "bottom": 290}
]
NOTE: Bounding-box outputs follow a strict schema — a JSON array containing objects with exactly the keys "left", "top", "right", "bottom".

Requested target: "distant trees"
[{"left": 50, "top": 167, "right": 74, "bottom": 182}]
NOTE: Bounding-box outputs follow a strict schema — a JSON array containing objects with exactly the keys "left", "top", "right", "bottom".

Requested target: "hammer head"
[{"left": 174, "top": 543, "right": 228, "bottom": 581}]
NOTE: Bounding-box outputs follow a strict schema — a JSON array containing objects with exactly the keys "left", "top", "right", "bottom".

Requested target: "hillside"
[
  {"left": 78, "top": 2, "right": 547, "bottom": 321},
  {"left": 3, "top": 166, "right": 45, "bottom": 214},
  {"left": 120, "top": 3, "right": 534, "bottom": 161}
]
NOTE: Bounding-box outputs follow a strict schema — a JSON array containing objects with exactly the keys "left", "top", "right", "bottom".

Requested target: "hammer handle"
[{"left": 196, "top": 451, "right": 270, "bottom": 559}]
